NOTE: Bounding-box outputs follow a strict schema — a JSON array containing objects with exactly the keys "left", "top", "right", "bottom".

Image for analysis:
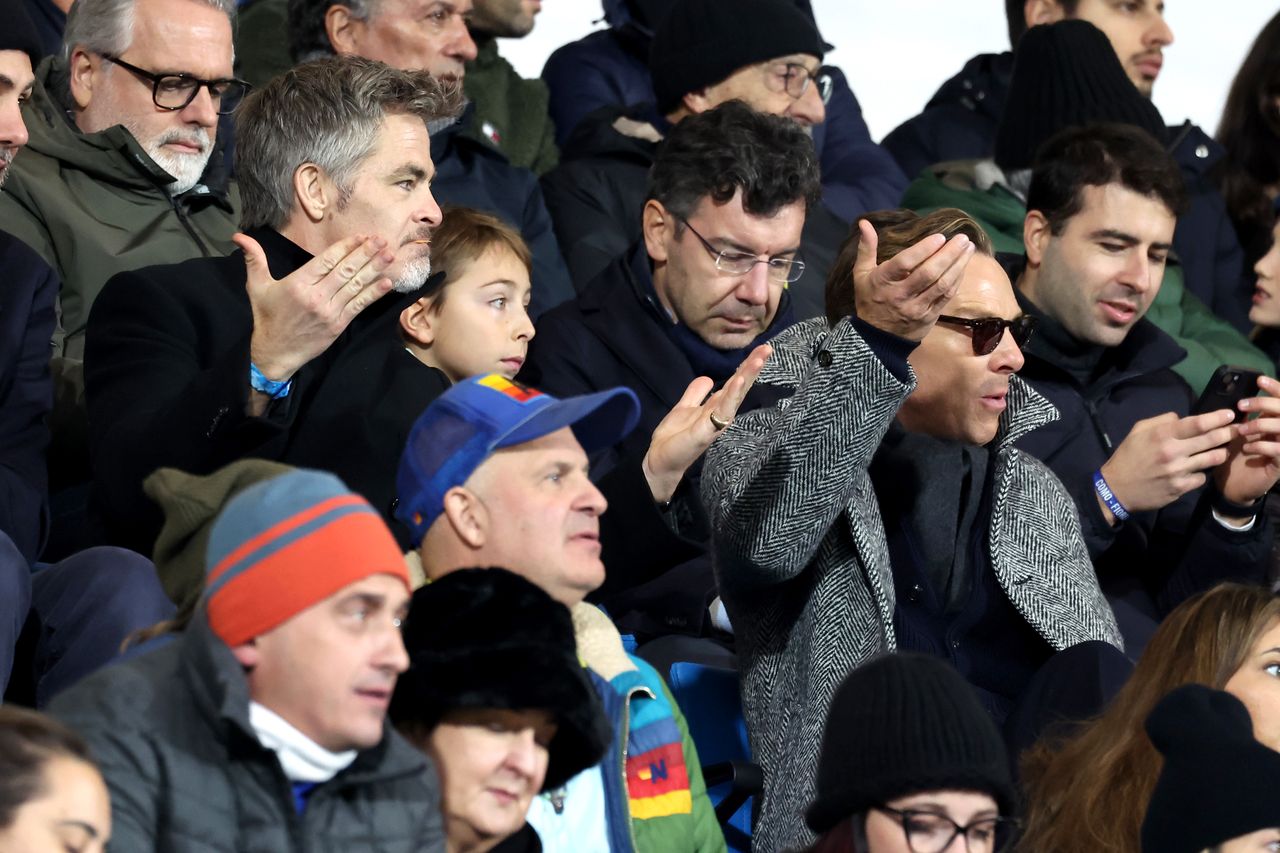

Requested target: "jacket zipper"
[
  {"left": 171, "top": 195, "right": 213, "bottom": 257},
  {"left": 1083, "top": 397, "right": 1114, "bottom": 452},
  {"left": 620, "top": 684, "right": 654, "bottom": 853}
]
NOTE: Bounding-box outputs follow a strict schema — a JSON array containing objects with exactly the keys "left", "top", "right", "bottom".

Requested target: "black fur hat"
[{"left": 390, "top": 568, "right": 611, "bottom": 791}]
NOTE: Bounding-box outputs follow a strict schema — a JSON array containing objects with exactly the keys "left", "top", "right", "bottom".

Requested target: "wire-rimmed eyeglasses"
[{"left": 680, "top": 218, "right": 806, "bottom": 284}]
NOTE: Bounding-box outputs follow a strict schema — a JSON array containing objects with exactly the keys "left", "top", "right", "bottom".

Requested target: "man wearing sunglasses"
[
  {"left": 1010, "top": 123, "right": 1280, "bottom": 650},
  {"left": 700, "top": 207, "right": 1124, "bottom": 851}
]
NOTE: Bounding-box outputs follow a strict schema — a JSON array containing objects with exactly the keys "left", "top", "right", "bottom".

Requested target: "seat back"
[{"left": 667, "top": 661, "right": 754, "bottom": 852}]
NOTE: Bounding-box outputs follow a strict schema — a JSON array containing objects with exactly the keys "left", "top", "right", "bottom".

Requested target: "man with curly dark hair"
[{"left": 520, "top": 100, "right": 819, "bottom": 644}]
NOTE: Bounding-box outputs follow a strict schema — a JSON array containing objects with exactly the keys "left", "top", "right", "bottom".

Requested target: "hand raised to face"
[{"left": 851, "top": 219, "right": 975, "bottom": 342}]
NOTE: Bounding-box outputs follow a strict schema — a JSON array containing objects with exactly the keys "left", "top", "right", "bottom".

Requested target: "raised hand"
[
  {"left": 851, "top": 218, "right": 974, "bottom": 341},
  {"left": 239, "top": 232, "right": 396, "bottom": 383},
  {"left": 642, "top": 343, "right": 772, "bottom": 503}
]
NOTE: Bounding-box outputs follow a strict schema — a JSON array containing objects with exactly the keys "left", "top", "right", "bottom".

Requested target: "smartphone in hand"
[{"left": 1192, "top": 365, "right": 1264, "bottom": 423}]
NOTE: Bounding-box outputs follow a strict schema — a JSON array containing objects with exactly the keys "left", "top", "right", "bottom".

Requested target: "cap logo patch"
[{"left": 479, "top": 374, "right": 544, "bottom": 404}]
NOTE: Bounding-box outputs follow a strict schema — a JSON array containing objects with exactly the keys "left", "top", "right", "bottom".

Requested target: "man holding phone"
[{"left": 1007, "top": 123, "right": 1280, "bottom": 650}]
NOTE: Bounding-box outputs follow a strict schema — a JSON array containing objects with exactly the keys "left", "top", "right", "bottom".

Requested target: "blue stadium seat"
[{"left": 667, "top": 661, "right": 760, "bottom": 853}]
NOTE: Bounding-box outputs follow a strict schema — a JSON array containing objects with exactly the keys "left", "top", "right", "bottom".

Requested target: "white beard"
[
  {"left": 129, "top": 124, "right": 214, "bottom": 196},
  {"left": 392, "top": 252, "right": 433, "bottom": 293}
]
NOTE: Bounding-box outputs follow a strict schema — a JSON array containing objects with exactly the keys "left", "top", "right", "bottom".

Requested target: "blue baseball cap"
[{"left": 395, "top": 374, "right": 641, "bottom": 542}]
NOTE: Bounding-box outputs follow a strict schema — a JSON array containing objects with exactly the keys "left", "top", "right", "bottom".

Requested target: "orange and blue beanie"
[{"left": 204, "top": 469, "right": 410, "bottom": 647}]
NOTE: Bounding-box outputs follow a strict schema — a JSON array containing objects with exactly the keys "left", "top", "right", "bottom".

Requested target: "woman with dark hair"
[
  {"left": 1216, "top": 11, "right": 1280, "bottom": 263},
  {"left": 1246, "top": 218, "right": 1280, "bottom": 367},
  {"left": 805, "top": 653, "right": 1019, "bottom": 853},
  {"left": 1020, "top": 583, "right": 1280, "bottom": 852},
  {"left": 0, "top": 706, "right": 110, "bottom": 852},
  {"left": 389, "top": 568, "right": 612, "bottom": 853}
]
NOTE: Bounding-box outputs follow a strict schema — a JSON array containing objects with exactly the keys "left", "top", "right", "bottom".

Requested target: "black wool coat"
[{"left": 85, "top": 227, "right": 450, "bottom": 553}]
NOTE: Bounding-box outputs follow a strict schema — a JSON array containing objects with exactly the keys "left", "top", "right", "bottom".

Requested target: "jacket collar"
[
  {"left": 248, "top": 226, "right": 316, "bottom": 280},
  {"left": 430, "top": 100, "right": 511, "bottom": 162},
  {"left": 995, "top": 374, "right": 1058, "bottom": 450},
  {"left": 28, "top": 56, "right": 234, "bottom": 208},
  {"left": 178, "top": 609, "right": 427, "bottom": 785},
  {"left": 1002, "top": 254, "right": 1188, "bottom": 388},
  {"left": 1168, "top": 120, "right": 1224, "bottom": 178},
  {"left": 926, "top": 51, "right": 1013, "bottom": 119}
]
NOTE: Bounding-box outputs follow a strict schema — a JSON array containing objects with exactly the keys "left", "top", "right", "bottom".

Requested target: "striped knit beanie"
[{"left": 204, "top": 469, "right": 410, "bottom": 647}]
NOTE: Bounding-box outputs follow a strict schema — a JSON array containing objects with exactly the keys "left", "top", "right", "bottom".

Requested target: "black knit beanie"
[
  {"left": 649, "top": 0, "right": 825, "bottom": 116},
  {"left": 994, "top": 19, "right": 1168, "bottom": 171},
  {"left": 805, "top": 653, "right": 1015, "bottom": 835},
  {"left": 0, "top": 0, "right": 44, "bottom": 67},
  {"left": 1142, "top": 684, "right": 1280, "bottom": 853},
  {"left": 389, "top": 568, "right": 612, "bottom": 791}
]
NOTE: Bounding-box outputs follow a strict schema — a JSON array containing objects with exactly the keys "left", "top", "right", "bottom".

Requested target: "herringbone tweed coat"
[{"left": 702, "top": 317, "right": 1123, "bottom": 852}]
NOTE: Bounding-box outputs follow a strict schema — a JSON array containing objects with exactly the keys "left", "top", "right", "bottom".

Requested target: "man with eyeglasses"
[
  {"left": 1008, "top": 123, "right": 1280, "bottom": 651},
  {"left": 700, "top": 205, "right": 1125, "bottom": 851},
  {"left": 0, "top": 0, "right": 243, "bottom": 535},
  {"left": 520, "top": 100, "right": 818, "bottom": 646},
  {"left": 542, "top": 0, "right": 905, "bottom": 226},
  {"left": 0, "top": 0, "right": 242, "bottom": 373},
  {"left": 83, "top": 56, "right": 463, "bottom": 558},
  {"left": 539, "top": 0, "right": 859, "bottom": 319}
]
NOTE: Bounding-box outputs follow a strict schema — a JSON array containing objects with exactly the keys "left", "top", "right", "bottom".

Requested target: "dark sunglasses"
[{"left": 936, "top": 314, "right": 1037, "bottom": 356}]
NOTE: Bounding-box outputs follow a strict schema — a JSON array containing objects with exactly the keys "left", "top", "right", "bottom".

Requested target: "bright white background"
[{"left": 500, "top": 1, "right": 1280, "bottom": 142}]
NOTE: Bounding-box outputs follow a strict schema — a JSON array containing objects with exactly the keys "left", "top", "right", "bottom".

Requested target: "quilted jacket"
[{"left": 49, "top": 613, "right": 445, "bottom": 853}]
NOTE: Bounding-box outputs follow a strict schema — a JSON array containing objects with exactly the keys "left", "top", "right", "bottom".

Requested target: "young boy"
[{"left": 400, "top": 207, "right": 536, "bottom": 382}]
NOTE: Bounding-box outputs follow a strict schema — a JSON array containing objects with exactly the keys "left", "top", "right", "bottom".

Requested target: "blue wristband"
[
  {"left": 1092, "top": 469, "right": 1130, "bottom": 522},
  {"left": 249, "top": 363, "right": 292, "bottom": 399}
]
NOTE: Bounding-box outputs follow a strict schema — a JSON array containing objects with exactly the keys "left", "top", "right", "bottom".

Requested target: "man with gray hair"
[
  {"left": 286, "top": 0, "right": 575, "bottom": 317},
  {"left": 0, "top": 0, "right": 244, "bottom": 366},
  {"left": 84, "top": 55, "right": 462, "bottom": 553}
]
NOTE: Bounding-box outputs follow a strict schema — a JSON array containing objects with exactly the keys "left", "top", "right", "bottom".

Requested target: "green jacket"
[
  {"left": 463, "top": 36, "right": 558, "bottom": 175},
  {"left": 901, "top": 161, "right": 1273, "bottom": 393},
  {"left": 0, "top": 56, "right": 240, "bottom": 361}
]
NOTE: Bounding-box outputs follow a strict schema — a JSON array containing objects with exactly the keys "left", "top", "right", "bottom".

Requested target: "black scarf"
[{"left": 871, "top": 423, "right": 990, "bottom": 613}]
